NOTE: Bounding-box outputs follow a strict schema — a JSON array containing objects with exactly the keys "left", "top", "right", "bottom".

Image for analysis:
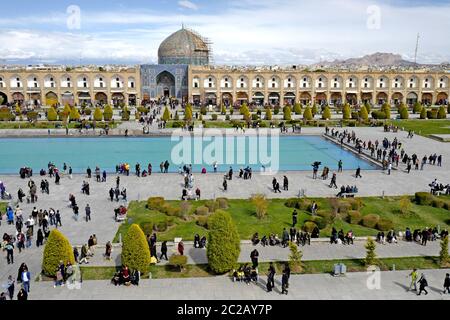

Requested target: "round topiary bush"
[
  {"left": 42, "top": 229, "right": 75, "bottom": 277},
  {"left": 216, "top": 198, "right": 229, "bottom": 209},
  {"left": 302, "top": 221, "right": 317, "bottom": 233},
  {"left": 414, "top": 192, "right": 434, "bottom": 205},
  {"left": 121, "top": 224, "right": 151, "bottom": 274},
  {"left": 361, "top": 214, "right": 380, "bottom": 229},
  {"left": 376, "top": 218, "right": 394, "bottom": 231},
  {"left": 195, "top": 206, "right": 210, "bottom": 216},
  {"left": 431, "top": 199, "right": 445, "bottom": 208},
  {"left": 196, "top": 216, "right": 209, "bottom": 229},
  {"left": 338, "top": 202, "right": 352, "bottom": 214},
  {"left": 347, "top": 210, "right": 362, "bottom": 224},
  {"left": 207, "top": 210, "right": 240, "bottom": 274},
  {"left": 205, "top": 200, "right": 218, "bottom": 212},
  {"left": 308, "top": 216, "right": 327, "bottom": 229},
  {"left": 146, "top": 197, "right": 165, "bottom": 210}
]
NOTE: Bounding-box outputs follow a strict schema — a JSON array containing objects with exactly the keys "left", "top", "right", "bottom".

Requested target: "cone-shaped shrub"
[
  {"left": 42, "top": 229, "right": 75, "bottom": 276},
  {"left": 122, "top": 224, "right": 151, "bottom": 274},
  {"left": 207, "top": 210, "right": 240, "bottom": 274}
]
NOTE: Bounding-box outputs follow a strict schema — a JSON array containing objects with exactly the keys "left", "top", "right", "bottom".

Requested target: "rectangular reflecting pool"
[{"left": 0, "top": 136, "right": 377, "bottom": 174}]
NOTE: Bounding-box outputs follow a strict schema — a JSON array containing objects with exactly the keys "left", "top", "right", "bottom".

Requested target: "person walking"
[
  {"left": 6, "top": 275, "right": 15, "bottom": 300},
  {"left": 250, "top": 249, "right": 259, "bottom": 269},
  {"left": 281, "top": 269, "right": 289, "bottom": 295},
  {"left": 283, "top": 176, "right": 288, "bottom": 191},
  {"left": 329, "top": 173, "right": 338, "bottom": 188},
  {"left": 85, "top": 204, "right": 91, "bottom": 222},
  {"left": 292, "top": 209, "right": 298, "bottom": 227},
  {"left": 408, "top": 268, "right": 418, "bottom": 291},
  {"left": 417, "top": 273, "right": 428, "bottom": 295},
  {"left": 355, "top": 167, "right": 362, "bottom": 178},
  {"left": 223, "top": 178, "right": 227, "bottom": 191},
  {"left": 160, "top": 241, "right": 168, "bottom": 261},
  {"left": 338, "top": 160, "right": 343, "bottom": 173},
  {"left": 5, "top": 241, "right": 14, "bottom": 264},
  {"left": 55, "top": 210, "right": 62, "bottom": 227},
  {"left": 21, "top": 267, "right": 31, "bottom": 293},
  {"left": 17, "top": 288, "right": 27, "bottom": 301},
  {"left": 266, "top": 262, "right": 275, "bottom": 292},
  {"left": 387, "top": 162, "right": 392, "bottom": 175},
  {"left": 178, "top": 241, "right": 184, "bottom": 256},
  {"left": 443, "top": 273, "right": 450, "bottom": 294}
]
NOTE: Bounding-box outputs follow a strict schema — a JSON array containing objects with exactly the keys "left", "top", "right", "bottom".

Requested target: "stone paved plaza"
[
  {"left": 1, "top": 126, "right": 449, "bottom": 300},
  {"left": 22, "top": 269, "right": 450, "bottom": 300}
]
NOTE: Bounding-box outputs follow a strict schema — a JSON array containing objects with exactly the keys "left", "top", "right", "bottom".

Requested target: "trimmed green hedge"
[
  {"left": 376, "top": 218, "right": 394, "bottom": 231},
  {"left": 361, "top": 214, "right": 380, "bottom": 228},
  {"left": 347, "top": 210, "right": 362, "bottom": 224},
  {"left": 42, "top": 229, "right": 75, "bottom": 277},
  {"left": 415, "top": 192, "right": 434, "bottom": 205}
]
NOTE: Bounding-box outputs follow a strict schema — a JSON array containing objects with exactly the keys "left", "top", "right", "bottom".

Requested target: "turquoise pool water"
[{"left": 0, "top": 136, "right": 376, "bottom": 174}]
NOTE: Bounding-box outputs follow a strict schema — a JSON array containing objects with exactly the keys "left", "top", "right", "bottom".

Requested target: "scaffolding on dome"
[{"left": 185, "top": 26, "right": 214, "bottom": 65}]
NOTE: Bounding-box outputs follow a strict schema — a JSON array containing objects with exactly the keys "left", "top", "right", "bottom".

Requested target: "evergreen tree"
[
  {"left": 42, "top": 230, "right": 75, "bottom": 276},
  {"left": 122, "top": 224, "right": 151, "bottom": 274},
  {"left": 93, "top": 107, "right": 103, "bottom": 121},
  {"left": 303, "top": 106, "right": 313, "bottom": 121},
  {"left": 440, "top": 235, "right": 449, "bottom": 267},
  {"left": 343, "top": 104, "right": 351, "bottom": 120},
  {"left": 207, "top": 210, "right": 240, "bottom": 274},
  {"left": 359, "top": 105, "right": 369, "bottom": 121},
  {"left": 322, "top": 106, "right": 331, "bottom": 120},
  {"left": 365, "top": 237, "right": 377, "bottom": 266},
  {"left": 162, "top": 106, "right": 171, "bottom": 121}
]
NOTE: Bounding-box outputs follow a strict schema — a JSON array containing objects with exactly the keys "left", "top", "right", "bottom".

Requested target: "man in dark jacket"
[{"left": 250, "top": 249, "right": 259, "bottom": 268}]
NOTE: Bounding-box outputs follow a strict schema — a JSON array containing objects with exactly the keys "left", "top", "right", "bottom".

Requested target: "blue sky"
[{"left": 1, "top": 0, "right": 449, "bottom": 65}]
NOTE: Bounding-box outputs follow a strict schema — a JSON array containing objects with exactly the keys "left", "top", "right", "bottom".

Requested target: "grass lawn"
[
  {"left": 114, "top": 196, "right": 450, "bottom": 242},
  {"left": 79, "top": 256, "right": 445, "bottom": 280},
  {"left": 391, "top": 119, "right": 450, "bottom": 137},
  {"left": 0, "top": 202, "right": 7, "bottom": 214}
]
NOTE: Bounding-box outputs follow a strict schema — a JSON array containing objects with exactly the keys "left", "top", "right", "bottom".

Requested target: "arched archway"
[
  {"left": 0, "top": 92, "right": 8, "bottom": 105},
  {"left": 283, "top": 92, "right": 296, "bottom": 105},
  {"left": 205, "top": 93, "right": 217, "bottom": 105},
  {"left": 112, "top": 93, "right": 125, "bottom": 107},
  {"left": 156, "top": 71, "right": 176, "bottom": 98},
  {"left": 330, "top": 92, "right": 342, "bottom": 106},
  {"left": 421, "top": 93, "right": 432, "bottom": 106},
  {"left": 361, "top": 93, "right": 372, "bottom": 104},
  {"left": 236, "top": 92, "right": 248, "bottom": 106},
  {"left": 345, "top": 93, "right": 357, "bottom": 105},
  {"left": 376, "top": 92, "right": 388, "bottom": 105},
  {"left": 61, "top": 92, "right": 74, "bottom": 106},
  {"left": 45, "top": 92, "right": 58, "bottom": 107},
  {"left": 222, "top": 93, "right": 233, "bottom": 107},
  {"left": 406, "top": 92, "right": 418, "bottom": 105},
  {"left": 436, "top": 92, "right": 448, "bottom": 105},
  {"left": 268, "top": 92, "right": 280, "bottom": 106},
  {"left": 12, "top": 92, "right": 25, "bottom": 106},
  {"left": 391, "top": 92, "right": 403, "bottom": 106},
  {"left": 315, "top": 93, "right": 327, "bottom": 105},
  {"left": 252, "top": 92, "right": 265, "bottom": 106},
  {"left": 95, "top": 92, "right": 108, "bottom": 105},
  {"left": 78, "top": 92, "right": 91, "bottom": 105},
  {"left": 299, "top": 92, "right": 311, "bottom": 105}
]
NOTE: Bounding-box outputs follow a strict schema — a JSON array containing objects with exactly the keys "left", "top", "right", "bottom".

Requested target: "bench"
[
  {"left": 116, "top": 214, "right": 127, "bottom": 222},
  {"left": 338, "top": 193, "right": 356, "bottom": 198}
]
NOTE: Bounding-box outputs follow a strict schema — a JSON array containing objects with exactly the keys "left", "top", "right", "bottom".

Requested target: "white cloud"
[
  {"left": 178, "top": 1, "right": 198, "bottom": 10},
  {"left": 0, "top": 0, "right": 449, "bottom": 65}
]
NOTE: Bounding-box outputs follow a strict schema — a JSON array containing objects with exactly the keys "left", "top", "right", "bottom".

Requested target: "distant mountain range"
[{"left": 314, "top": 52, "right": 444, "bottom": 68}]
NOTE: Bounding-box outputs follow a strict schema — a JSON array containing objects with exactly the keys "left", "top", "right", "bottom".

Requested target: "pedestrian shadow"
[
  {"left": 428, "top": 286, "right": 444, "bottom": 294},
  {"left": 393, "top": 281, "right": 411, "bottom": 292},
  {"left": 187, "top": 247, "right": 207, "bottom": 265}
]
